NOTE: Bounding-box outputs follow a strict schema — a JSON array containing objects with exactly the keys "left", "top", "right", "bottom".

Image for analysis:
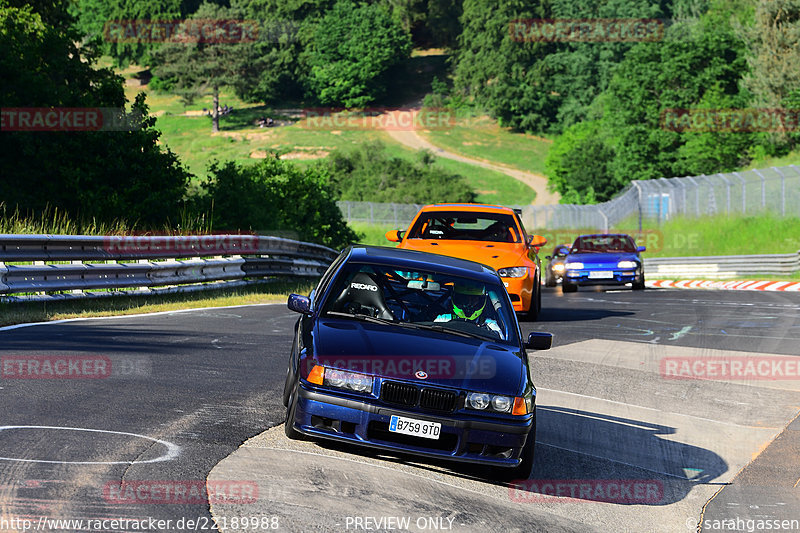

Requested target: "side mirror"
[
  {"left": 527, "top": 234, "right": 547, "bottom": 247},
  {"left": 385, "top": 230, "right": 404, "bottom": 243},
  {"left": 525, "top": 332, "right": 552, "bottom": 350},
  {"left": 287, "top": 294, "right": 312, "bottom": 314},
  {"left": 637, "top": 246, "right": 646, "bottom": 252}
]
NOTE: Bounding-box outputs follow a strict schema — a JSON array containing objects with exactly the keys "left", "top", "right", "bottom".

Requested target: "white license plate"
[
  {"left": 389, "top": 415, "right": 441, "bottom": 440},
  {"left": 589, "top": 271, "right": 614, "bottom": 279}
]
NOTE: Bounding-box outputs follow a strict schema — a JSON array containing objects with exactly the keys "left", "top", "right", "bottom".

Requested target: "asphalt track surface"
[{"left": 0, "top": 287, "right": 798, "bottom": 533}]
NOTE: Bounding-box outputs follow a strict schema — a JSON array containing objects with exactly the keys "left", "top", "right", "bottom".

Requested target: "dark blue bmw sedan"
[{"left": 283, "top": 245, "right": 552, "bottom": 480}]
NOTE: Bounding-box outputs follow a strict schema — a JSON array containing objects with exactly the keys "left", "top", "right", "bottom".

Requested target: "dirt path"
[{"left": 382, "top": 110, "right": 560, "bottom": 206}]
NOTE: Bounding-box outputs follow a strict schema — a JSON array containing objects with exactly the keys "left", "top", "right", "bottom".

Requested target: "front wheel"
[
  {"left": 632, "top": 274, "right": 645, "bottom": 291},
  {"left": 562, "top": 281, "right": 577, "bottom": 293}
]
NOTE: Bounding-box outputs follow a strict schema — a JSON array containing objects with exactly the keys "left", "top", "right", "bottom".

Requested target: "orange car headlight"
[{"left": 497, "top": 267, "right": 528, "bottom": 278}]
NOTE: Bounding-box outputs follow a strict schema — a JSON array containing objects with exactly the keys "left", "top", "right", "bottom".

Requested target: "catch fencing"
[
  {"left": 337, "top": 165, "right": 800, "bottom": 232},
  {"left": 0, "top": 234, "right": 338, "bottom": 301},
  {"left": 644, "top": 251, "right": 800, "bottom": 279}
]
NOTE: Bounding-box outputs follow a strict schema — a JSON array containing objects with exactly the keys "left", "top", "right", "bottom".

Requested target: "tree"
[
  {"left": 324, "top": 141, "right": 477, "bottom": 203},
  {"left": 545, "top": 121, "right": 616, "bottom": 203},
  {"left": 152, "top": 2, "right": 262, "bottom": 132},
  {"left": 200, "top": 158, "right": 359, "bottom": 249},
  {"left": 453, "top": 0, "right": 558, "bottom": 132},
  {"left": 740, "top": 0, "right": 800, "bottom": 109},
  {"left": 70, "top": 0, "right": 183, "bottom": 67},
  {"left": 304, "top": 0, "right": 412, "bottom": 107},
  {"left": 0, "top": 0, "right": 191, "bottom": 227}
]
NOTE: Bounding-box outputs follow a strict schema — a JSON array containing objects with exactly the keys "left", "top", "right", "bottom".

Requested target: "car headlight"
[
  {"left": 552, "top": 264, "right": 565, "bottom": 272},
  {"left": 466, "top": 392, "right": 514, "bottom": 413},
  {"left": 467, "top": 392, "right": 491, "bottom": 410},
  {"left": 491, "top": 395, "right": 513, "bottom": 413},
  {"left": 565, "top": 262, "right": 584, "bottom": 270},
  {"left": 617, "top": 260, "right": 638, "bottom": 269},
  {"left": 312, "top": 366, "right": 374, "bottom": 393},
  {"left": 497, "top": 266, "right": 528, "bottom": 278}
]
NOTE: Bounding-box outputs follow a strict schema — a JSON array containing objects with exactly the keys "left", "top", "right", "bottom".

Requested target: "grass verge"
[
  {"left": 0, "top": 279, "right": 314, "bottom": 327},
  {"left": 616, "top": 213, "right": 800, "bottom": 258},
  {"left": 421, "top": 116, "right": 552, "bottom": 177}
]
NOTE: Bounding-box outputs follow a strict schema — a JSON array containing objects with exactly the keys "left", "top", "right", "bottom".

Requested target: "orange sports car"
[{"left": 386, "top": 204, "right": 547, "bottom": 320}]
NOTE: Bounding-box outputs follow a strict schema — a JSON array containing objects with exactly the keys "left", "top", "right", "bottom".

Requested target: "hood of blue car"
[
  {"left": 309, "top": 318, "right": 525, "bottom": 395},
  {"left": 566, "top": 252, "right": 640, "bottom": 267}
]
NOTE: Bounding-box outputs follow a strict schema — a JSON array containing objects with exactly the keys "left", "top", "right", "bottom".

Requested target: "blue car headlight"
[
  {"left": 310, "top": 366, "right": 373, "bottom": 393},
  {"left": 617, "top": 260, "right": 638, "bottom": 269},
  {"left": 467, "top": 392, "right": 513, "bottom": 413},
  {"left": 497, "top": 266, "right": 528, "bottom": 278}
]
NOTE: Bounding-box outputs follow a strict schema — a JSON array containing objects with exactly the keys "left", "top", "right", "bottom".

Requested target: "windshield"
[
  {"left": 320, "top": 263, "right": 516, "bottom": 343},
  {"left": 407, "top": 211, "right": 521, "bottom": 243},
  {"left": 571, "top": 234, "right": 637, "bottom": 253}
]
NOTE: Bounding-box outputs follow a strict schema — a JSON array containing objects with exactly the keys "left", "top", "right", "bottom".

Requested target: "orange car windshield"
[{"left": 408, "top": 211, "right": 521, "bottom": 243}]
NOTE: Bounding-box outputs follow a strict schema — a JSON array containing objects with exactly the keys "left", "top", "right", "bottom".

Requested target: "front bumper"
[
  {"left": 565, "top": 269, "right": 638, "bottom": 286},
  {"left": 501, "top": 275, "right": 534, "bottom": 312},
  {"left": 290, "top": 384, "right": 534, "bottom": 468}
]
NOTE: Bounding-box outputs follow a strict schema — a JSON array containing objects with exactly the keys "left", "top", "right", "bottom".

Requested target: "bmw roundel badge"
[{"left": 415, "top": 370, "right": 428, "bottom": 379}]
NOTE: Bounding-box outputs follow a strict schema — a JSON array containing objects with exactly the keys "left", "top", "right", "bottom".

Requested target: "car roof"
[
  {"left": 418, "top": 203, "right": 517, "bottom": 215},
  {"left": 575, "top": 233, "right": 632, "bottom": 239},
  {"left": 345, "top": 245, "right": 500, "bottom": 281}
]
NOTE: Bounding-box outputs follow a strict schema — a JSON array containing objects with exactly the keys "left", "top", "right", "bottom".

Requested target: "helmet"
[{"left": 452, "top": 282, "right": 487, "bottom": 321}]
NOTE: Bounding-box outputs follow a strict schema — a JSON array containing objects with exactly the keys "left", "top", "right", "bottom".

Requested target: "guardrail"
[
  {"left": 644, "top": 251, "right": 800, "bottom": 279},
  {"left": 0, "top": 234, "right": 338, "bottom": 300}
]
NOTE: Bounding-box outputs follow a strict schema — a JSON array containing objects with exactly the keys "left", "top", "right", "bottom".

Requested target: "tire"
[
  {"left": 494, "top": 414, "right": 536, "bottom": 482},
  {"left": 632, "top": 274, "right": 645, "bottom": 291},
  {"left": 525, "top": 276, "right": 541, "bottom": 321},
  {"left": 282, "top": 364, "right": 294, "bottom": 407},
  {"left": 284, "top": 383, "right": 304, "bottom": 440},
  {"left": 562, "top": 281, "right": 577, "bottom": 293}
]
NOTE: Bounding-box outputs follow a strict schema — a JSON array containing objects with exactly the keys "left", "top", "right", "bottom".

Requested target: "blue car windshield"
[
  {"left": 320, "top": 263, "right": 516, "bottom": 343},
  {"left": 572, "top": 235, "right": 637, "bottom": 253}
]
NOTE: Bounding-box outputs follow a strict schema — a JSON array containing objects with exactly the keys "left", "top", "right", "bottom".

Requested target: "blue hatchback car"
[
  {"left": 562, "top": 234, "right": 646, "bottom": 292},
  {"left": 283, "top": 245, "right": 552, "bottom": 480}
]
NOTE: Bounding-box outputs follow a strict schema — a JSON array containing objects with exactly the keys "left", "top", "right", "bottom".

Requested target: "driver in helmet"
[{"left": 434, "top": 281, "right": 502, "bottom": 335}]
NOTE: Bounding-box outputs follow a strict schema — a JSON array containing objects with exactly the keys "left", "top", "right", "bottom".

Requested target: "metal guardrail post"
[
  {"left": 773, "top": 167, "right": 786, "bottom": 216},
  {"left": 717, "top": 173, "right": 731, "bottom": 214},
  {"left": 732, "top": 172, "right": 746, "bottom": 213},
  {"left": 632, "top": 181, "right": 643, "bottom": 232},
  {"left": 752, "top": 168, "right": 767, "bottom": 210}
]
